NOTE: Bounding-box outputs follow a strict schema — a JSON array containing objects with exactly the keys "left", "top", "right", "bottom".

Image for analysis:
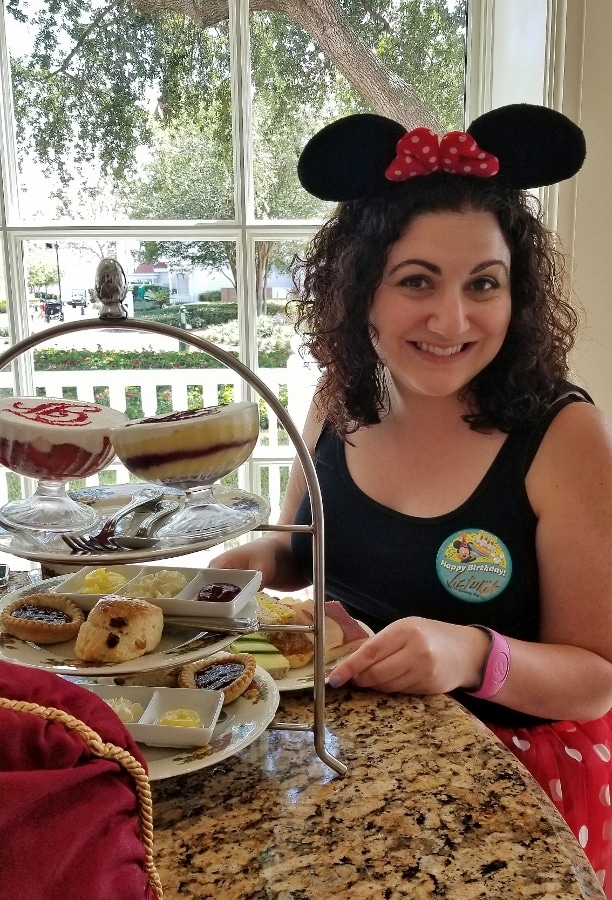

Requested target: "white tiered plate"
[
  {"left": 0, "top": 483, "right": 270, "bottom": 565},
  {"left": 0, "top": 576, "right": 236, "bottom": 676},
  {"left": 70, "top": 667, "right": 280, "bottom": 780}
]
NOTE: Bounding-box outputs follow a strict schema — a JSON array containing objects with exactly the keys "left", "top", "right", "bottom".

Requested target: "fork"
[{"left": 61, "top": 487, "right": 165, "bottom": 552}]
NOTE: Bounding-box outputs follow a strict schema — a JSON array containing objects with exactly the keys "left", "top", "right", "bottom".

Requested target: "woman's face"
[{"left": 369, "top": 209, "right": 512, "bottom": 401}]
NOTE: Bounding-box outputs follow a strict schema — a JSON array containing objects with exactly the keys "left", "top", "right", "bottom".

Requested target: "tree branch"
[
  {"left": 357, "top": 0, "right": 392, "bottom": 34},
  {"left": 131, "top": 0, "right": 442, "bottom": 130},
  {"left": 45, "top": 1, "right": 119, "bottom": 79}
]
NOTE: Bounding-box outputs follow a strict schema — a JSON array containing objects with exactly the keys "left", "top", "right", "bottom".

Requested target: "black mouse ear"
[
  {"left": 297, "top": 105, "right": 586, "bottom": 200},
  {"left": 297, "top": 113, "right": 407, "bottom": 201},
  {"left": 467, "top": 103, "right": 586, "bottom": 189}
]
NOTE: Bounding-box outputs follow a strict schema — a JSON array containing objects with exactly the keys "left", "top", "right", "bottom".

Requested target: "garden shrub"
[
  {"left": 133, "top": 302, "right": 239, "bottom": 330},
  {"left": 32, "top": 312, "right": 294, "bottom": 370},
  {"left": 33, "top": 344, "right": 290, "bottom": 370}
]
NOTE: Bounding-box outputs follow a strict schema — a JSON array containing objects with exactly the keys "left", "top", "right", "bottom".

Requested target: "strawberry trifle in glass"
[{"left": 0, "top": 397, "right": 127, "bottom": 531}]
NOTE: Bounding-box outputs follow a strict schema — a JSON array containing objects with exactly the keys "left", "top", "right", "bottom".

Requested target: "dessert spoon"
[
  {"left": 110, "top": 499, "right": 181, "bottom": 550},
  {"left": 61, "top": 487, "right": 165, "bottom": 552}
]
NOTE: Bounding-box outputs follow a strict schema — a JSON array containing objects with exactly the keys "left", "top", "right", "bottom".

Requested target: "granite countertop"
[
  {"left": 152, "top": 686, "right": 604, "bottom": 900},
  {"left": 0, "top": 572, "right": 603, "bottom": 898}
]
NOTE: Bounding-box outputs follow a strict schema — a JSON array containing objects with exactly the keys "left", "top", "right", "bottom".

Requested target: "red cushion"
[{"left": 0, "top": 661, "right": 160, "bottom": 900}]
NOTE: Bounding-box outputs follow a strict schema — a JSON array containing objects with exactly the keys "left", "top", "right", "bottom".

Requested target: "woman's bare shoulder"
[
  {"left": 301, "top": 388, "right": 327, "bottom": 454},
  {"left": 527, "top": 400, "right": 612, "bottom": 512},
  {"left": 541, "top": 399, "right": 612, "bottom": 453},
  {"left": 528, "top": 400, "right": 612, "bottom": 656}
]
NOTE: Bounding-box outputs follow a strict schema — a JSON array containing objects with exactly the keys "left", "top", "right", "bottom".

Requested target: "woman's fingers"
[
  {"left": 328, "top": 617, "right": 476, "bottom": 694},
  {"left": 209, "top": 543, "right": 273, "bottom": 579},
  {"left": 328, "top": 625, "right": 411, "bottom": 687}
]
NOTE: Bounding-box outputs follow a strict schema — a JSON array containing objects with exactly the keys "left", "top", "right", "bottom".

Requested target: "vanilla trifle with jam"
[
  {"left": 110, "top": 402, "right": 259, "bottom": 489},
  {"left": 110, "top": 402, "right": 260, "bottom": 538}
]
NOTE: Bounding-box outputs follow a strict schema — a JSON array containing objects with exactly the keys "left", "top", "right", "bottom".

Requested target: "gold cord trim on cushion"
[{"left": 0, "top": 697, "right": 164, "bottom": 900}]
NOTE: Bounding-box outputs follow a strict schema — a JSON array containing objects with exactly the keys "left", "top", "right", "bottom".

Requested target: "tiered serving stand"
[{"left": 0, "top": 258, "right": 346, "bottom": 775}]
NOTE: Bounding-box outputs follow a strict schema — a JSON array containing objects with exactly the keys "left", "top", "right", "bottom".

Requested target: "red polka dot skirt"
[{"left": 488, "top": 710, "right": 612, "bottom": 896}]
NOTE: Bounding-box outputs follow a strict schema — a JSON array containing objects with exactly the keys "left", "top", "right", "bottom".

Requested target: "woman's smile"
[{"left": 412, "top": 341, "right": 469, "bottom": 357}]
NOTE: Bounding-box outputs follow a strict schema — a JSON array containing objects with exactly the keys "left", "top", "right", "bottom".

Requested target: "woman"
[{"left": 213, "top": 105, "right": 612, "bottom": 891}]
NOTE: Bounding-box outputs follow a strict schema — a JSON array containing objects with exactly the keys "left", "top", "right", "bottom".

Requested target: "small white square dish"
[
  {"left": 84, "top": 684, "right": 224, "bottom": 747},
  {"left": 170, "top": 568, "right": 262, "bottom": 617}
]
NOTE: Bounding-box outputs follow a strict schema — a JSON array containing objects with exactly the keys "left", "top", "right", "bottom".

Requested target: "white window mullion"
[
  {"left": 3, "top": 234, "right": 33, "bottom": 395},
  {"left": 0, "top": 2, "right": 33, "bottom": 396},
  {"left": 229, "top": 0, "right": 254, "bottom": 227},
  {"left": 466, "top": 0, "right": 552, "bottom": 119},
  {"left": 229, "top": 0, "right": 257, "bottom": 381},
  {"left": 542, "top": 0, "right": 586, "bottom": 262},
  {"left": 229, "top": 0, "right": 260, "bottom": 498},
  {"left": 464, "top": 0, "right": 495, "bottom": 127},
  {"left": 466, "top": 0, "right": 576, "bottom": 241}
]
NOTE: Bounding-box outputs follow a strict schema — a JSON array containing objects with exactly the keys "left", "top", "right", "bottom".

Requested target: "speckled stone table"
[
  {"left": 152, "top": 687, "right": 605, "bottom": 900},
  {"left": 0, "top": 572, "right": 603, "bottom": 898}
]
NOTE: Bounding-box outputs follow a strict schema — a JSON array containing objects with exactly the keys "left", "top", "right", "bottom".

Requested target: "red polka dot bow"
[{"left": 385, "top": 127, "right": 500, "bottom": 181}]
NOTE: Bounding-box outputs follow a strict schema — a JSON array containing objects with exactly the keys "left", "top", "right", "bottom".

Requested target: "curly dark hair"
[{"left": 291, "top": 173, "right": 578, "bottom": 436}]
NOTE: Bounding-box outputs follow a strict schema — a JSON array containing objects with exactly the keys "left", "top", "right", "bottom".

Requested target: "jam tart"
[
  {"left": 0, "top": 593, "right": 84, "bottom": 644},
  {"left": 178, "top": 652, "right": 256, "bottom": 705}
]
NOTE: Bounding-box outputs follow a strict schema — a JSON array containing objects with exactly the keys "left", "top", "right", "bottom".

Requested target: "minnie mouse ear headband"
[{"left": 297, "top": 104, "right": 586, "bottom": 201}]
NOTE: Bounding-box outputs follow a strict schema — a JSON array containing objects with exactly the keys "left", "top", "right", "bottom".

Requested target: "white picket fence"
[{"left": 0, "top": 361, "right": 317, "bottom": 524}]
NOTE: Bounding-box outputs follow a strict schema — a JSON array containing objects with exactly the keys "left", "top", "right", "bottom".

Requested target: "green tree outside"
[
  {"left": 6, "top": 0, "right": 466, "bottom": 319},
  {"left": 8, "top": 0, "right": 466, "bottom": 192}
]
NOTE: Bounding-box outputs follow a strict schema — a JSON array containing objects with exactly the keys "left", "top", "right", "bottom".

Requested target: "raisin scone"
[
  {"left": 74, "top": 595, "right": 163, "bottom": 664},
  {"left": 178, "top": 653, "right": 256, "bottom": 704},
  {"left": 1, "top": 593, "right": 84, "bottom": 644}
]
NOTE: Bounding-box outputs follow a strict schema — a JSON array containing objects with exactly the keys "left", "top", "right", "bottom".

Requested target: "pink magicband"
[{"left": 466, "top": 626, "right": 511, "bottom": 699}]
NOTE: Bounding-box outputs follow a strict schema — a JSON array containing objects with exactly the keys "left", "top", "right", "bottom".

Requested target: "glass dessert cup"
[
  {"left": 156, "top": 479, "right": 254, "bottom": 541},
  {"left": 0, "top": 398, "right": 128, "bottom": 533},
  {"left": 1, "top": 476, "right": 100, "bottom": 533},
  {"left": 110, "top": 402, "right": 260, "bottom": 541}
]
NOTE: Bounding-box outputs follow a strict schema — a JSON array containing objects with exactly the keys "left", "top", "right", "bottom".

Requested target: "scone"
[
  {"left": 178, "top": 653, "right": 256, "bottom": 704},
  {"left": 75, "top": 595, "right": 163, "bottom": 663},
  {"left": 0, "top": 593, "right": 84, "bottom": 644}
]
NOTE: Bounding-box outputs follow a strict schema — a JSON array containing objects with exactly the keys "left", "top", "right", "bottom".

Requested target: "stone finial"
[{"left": 94, "top": 258, "right": 128, "bottom": 319}]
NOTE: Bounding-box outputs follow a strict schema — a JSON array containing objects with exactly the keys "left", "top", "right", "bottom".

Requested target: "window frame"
[{"left": 0, "top": 0, "right": 569, "bottom": 497}]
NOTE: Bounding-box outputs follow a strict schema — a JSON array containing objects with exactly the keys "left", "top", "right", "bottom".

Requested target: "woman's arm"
[
  {"left": 505, "top": 400, "right": 612, "bottom": 719},
  {"left": 209, "top": 394, "right": 325, "bottom": 590},
  {"left": 331, "top": 402, "right": 612, "bottom": 722}
]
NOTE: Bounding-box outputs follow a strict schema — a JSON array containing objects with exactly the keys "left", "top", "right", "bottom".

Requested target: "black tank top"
[{"left": 292, "top": 387, "right": 592, "bottom": 726}]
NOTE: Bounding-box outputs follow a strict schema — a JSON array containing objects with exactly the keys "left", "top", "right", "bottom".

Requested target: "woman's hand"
[
  {"left": 209, "top": 537, "right": 282, "bottom": 585},
  {"left": 328, "top": 617, "right": 490, "bottom": 695},
  {"left": 209, "top": 535, "right": 310, "bottom": 592}
]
